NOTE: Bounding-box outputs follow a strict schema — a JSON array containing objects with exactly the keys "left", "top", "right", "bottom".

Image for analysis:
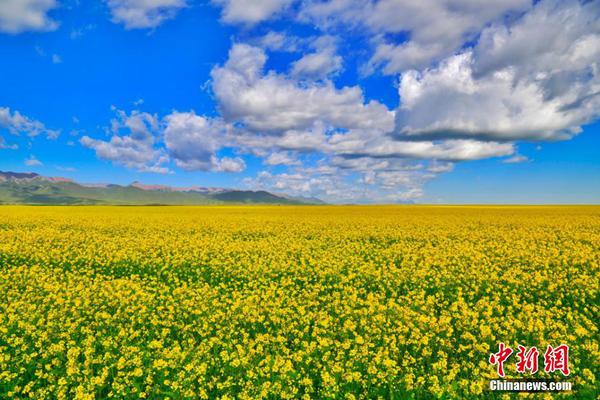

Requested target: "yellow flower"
[{"left": 0, "top": 205, "right": 596, "bottom": 399}]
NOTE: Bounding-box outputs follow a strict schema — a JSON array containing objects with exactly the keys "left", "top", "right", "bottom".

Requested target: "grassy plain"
[{"left": 0, "top": 206, "right": 598, "bottom": 399}]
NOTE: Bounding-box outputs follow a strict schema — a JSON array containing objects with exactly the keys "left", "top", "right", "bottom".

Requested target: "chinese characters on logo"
[
  {"left": 489, "top": 342, "right": 513, "bottom": 377},
  {"left": 543, "top": 344, "right": 570, "bottom": 376},
  {"left": 516, "top": 345, "right": 539, "bottom": 374},
  {"left": 489, "top": 343, "right": 570, "bottom": 377}
]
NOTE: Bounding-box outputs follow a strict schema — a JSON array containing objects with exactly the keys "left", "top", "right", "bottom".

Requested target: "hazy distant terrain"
[{"left": 0, "top": 171, "right": 324, "bottom": 205}]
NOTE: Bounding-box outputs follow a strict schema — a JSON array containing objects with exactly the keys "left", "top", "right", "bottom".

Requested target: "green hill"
[
  {"left": 210, "top": 190, "right": 298, "bottom": 204},
  {"left": 0, "top": 171, "right": 323, "bottom": 205}
]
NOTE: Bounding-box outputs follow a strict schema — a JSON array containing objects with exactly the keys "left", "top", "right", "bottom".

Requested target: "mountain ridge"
[{"left": 0, "top": 171, "right": 325, "bottom": 205}]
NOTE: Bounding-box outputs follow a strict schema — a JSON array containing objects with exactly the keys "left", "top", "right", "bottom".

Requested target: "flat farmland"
[{"left": 0, "top": 206, "right": 597, "bottom": 399}]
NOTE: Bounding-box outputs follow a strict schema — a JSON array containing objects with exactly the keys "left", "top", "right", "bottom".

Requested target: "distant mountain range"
[{"left": 0, "top": 171, "right": 325, "bottom": 205}]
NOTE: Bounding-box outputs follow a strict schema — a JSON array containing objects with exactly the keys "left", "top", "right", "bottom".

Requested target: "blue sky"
[{"left": 0, "top": 0, "right": 599, "bottom": 203}]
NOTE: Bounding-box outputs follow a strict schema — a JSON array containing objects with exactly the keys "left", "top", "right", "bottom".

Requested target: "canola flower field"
[{"left": 0, "top": 205, "right": 598, "bottom": 399}]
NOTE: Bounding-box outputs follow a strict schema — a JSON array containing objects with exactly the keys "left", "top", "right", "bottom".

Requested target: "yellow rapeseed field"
[{"left": 0, "top": 206, "right": 598, "bottom": 399}]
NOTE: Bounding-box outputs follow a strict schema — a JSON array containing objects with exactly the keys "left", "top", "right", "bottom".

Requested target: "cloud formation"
[
  {"left": 24, "top": 155, "right": 42, "bottom": 166},
  {"left": 394, "top": 0, "right": 600, "bottom": 143},
  {"left": 14, "top": 0, "right": 596, "bottom": 202},
  {"left": 502, "top": 154, "right": 529, "bottom": 164},
  {"left": 209, "top": 45, "right": 516, "bottom": 163},
  {"left": 211, "top": 44, "right": 394, "bottom": 134},
  {"left": 291, "top": 37, "right": 342, "bottom": 79},
  {"left": 107, "top": 0, "right": 187, "bottom": 29},
  {"left": 81, "top": 110, "right": 169, "bottom": 173},
  {"left": 213, "top": 0, "right": 293, "bottom": 25},
  {"left": 163, "top": 111, "right": 245, "bottom": 172},
  {"left": 0, "top": 107, "right": 59, "bottom": 138},
  {"left": 302, "top": 0, "right": 531, "bottom": 72},
  {"left": 0, "top": 0, "right": 58, "bottom": 33},
  {"left": 245, "top": 163, "right": 434, "bottom": 204}
]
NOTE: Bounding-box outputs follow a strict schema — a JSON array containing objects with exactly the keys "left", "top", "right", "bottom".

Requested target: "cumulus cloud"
[
  {"left": 427, "top": 161, "right": 454, "bottom": 173},
  {"left": 330, "top": 129, "right": 515, "bottom": 161},
  {"left": 211, "top": 43, "right": 394, "bottom": 134},
  {"left": 0, "top": 0, "right": 59, "bottom": 34},
  {"left": 107, "top": 0, "right": 187, "bottom": 29},
  {"left": 213, "top": 156, "right": 246, "bottom": 172},
  {"left": 67, "top": 0, "right": 600, "bottom": 203},
  {"left": 213, "top": 0, "right": 293, "bottom": 25},
  {"left": 291, "top": 49, "right": 342, "bottom": 79},
  {"left": 245, "top": 162, "right": 432, "bottom": 204},
  {"left": 394, "top": 0, "right": 600, "bottom": 143},
  {"left": 243, "top": 152, "right": 456, "bottom": 203},
  {"left": 192, "top": 39, "right": 521, "bottom": 203},
  {"left": 367, "top": 42, "right": 447, "bottom": 75},
  {"left": 24, "top": 155, "right": 42, "bottom": 166},
  {"left": 80, "top": 109, "right": 169, "bottom": 173},
  {"left": 208, "top": 42, "right": 517, "bottom": 168},
  {"left": 163, "top": 111, "right": 244, "bottom": 173},
  {"left": 81, "top": 134, "right": 169, "bottom": 173},
  {"left": 472, "top": 0, "right": 600, "bottom": 81},
  {"left": 301, "top": 0, "right": 531, "bottom": 72},
  {"left": 0, "top": 107, "right": 59, "bottom": 138},
  {"left": 264, "top": 151, "right": 300, "bottom": 166},
  {"left": 80, "top": 110, "right": 246, "bottom": 174},
  {"left": 290, "top": 36, "right": 343, "bottom": 79},
  {"left": 232, "top": 123, "right": 331, "bottom": 154}
]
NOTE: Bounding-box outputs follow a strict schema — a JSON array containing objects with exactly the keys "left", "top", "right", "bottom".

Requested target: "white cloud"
[
  {"left": 291, "top": 46, "right": 342, "bottom": 79},
  {"left": 0, "top": 137, "right": 18, "bottom": 150},
  {"left": 207, "top": 42, "right": 519, "bottom": 170},
  {"left": 81, "top": 134, "right": 169, "bottom": 173},
  {"left": 232, "top": 123, "right": 330, "bottom": 154},
  {"left": 302, "top": 0, "right": 531, "bottom": 72},
  {"left": 394, "top": 0, "right": 600, "bottom": 143},
  {"left": 81, "top": 109, "right": 245, "bottom": 174},
  {"left": 163, "top": 111, "right": 219, "bottom": 171},
  {"left": 330, "top": 156, "right": 432, "bottom": 192},
  {"left": 245, "top": 163, "right": 431, "bottom": 204},
  {"left": 368, "top": 41, "right": 447, "bottom": 75},
  {"left": 110, "top": 107, "right": 159, "bottom": 137},
  {"left": 264, "top": 151, "right": 300, "bottom": 166},
  {"left": 291, "top": 37, "right": 343, "bottom": 79},
  {"left": 243, "top": 152, "right": 452, "bottom": 204},
  {"left": 211, "top": 44, "right": 394, "bottom": 134},
  {"left": 213, "top": 156, "right": 246, "bottom": 172},
  {"left": 256, "top": 31, "right": 301, "bottom": 52},
  {"left": 331, "top": 156, "right": 414, "bottom": 173},
  {"left": 0, "top": 107, "right": 59, "bottom": 138},
  {"left": 107, "top": 0, "right": 187, "bottom": 29},
  {"left": 0, "top": 0, "right": 59, "bottom": 34},
  {"left": 213, "top": 0, "right": 293, "bottom": 25},
  {"left": 427, "top": 161, "right": 454, "bottom": 173},
  {"left": 81, "top": 109, "right": 169, "bottom": 173},
  {"left": 329, "top": 129, "right": 515, "bottom": 161},
  {"left": 163, "top": 111, "right": 244, "bottom": 172},
  {"left": 25, "top": 155, "right": 42, "bottom": 166},
  {"left": 51, "top": 54, "right": 61, "bottom": 64},
  {"left": 472, "top": 0, "right": 600, "bottom": 81},
  {"left": 502, "top": 154, "right": 529, "bottom": 164}
]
